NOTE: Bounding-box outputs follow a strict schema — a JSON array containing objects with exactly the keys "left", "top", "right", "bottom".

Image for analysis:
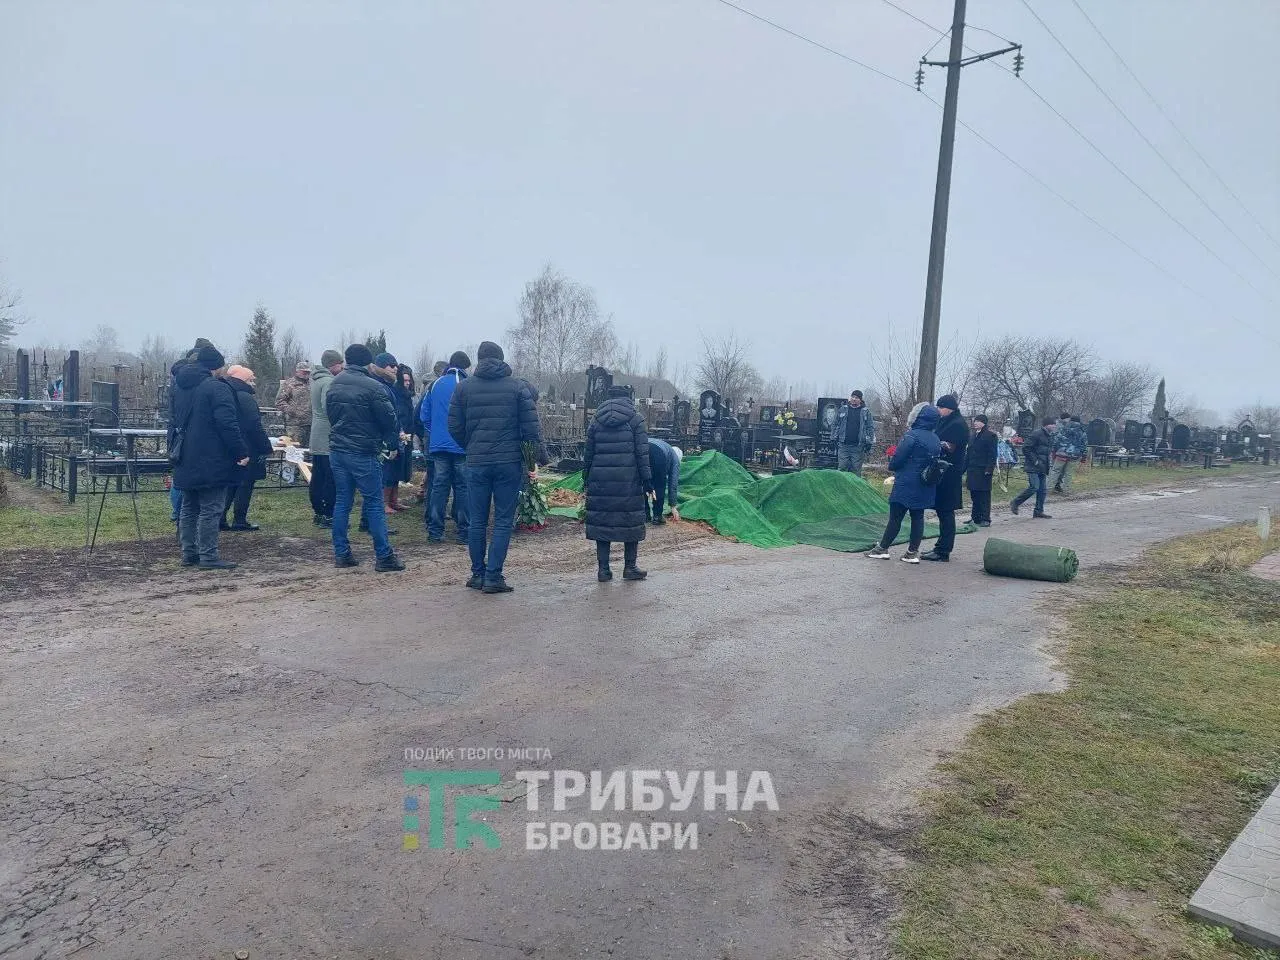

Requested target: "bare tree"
[
  {"left": 870, "top": 327, "right": 973, "bottom": 436},
  {"left": 137, "top": 334, "right": 181, "bottom": 377},
  {"left": 413, "top": 343, "right": 436, "bottom": 378},
  {"left": 615, "top": 341, "right": 642, "bottom": 375},
  {"left": 695, "top": 331, "right": 760, "bottom": 406},
  {"left": 86, "top": 323, "right": 121, "bottom": 362},
  {"left": 1167, "top": 392, "right": 1219, "bottom": 428},
  {"left": 759, "top": 375, "right": 788, "bottom": 403},
  {"left": 1079, "top": 362, "right": 1154, "bottom": 422},
  {"left": 0, "top": 272, "right": 21, "bottom": 349},
  {"left": 646, "top": 346, "right": 669, "bottom": 382},
  {"left": 968, "top": 336, "right": 1095, "bottom": 418},
  {"left": 277, "top": 325, "right": 308, "bottom": 375},
  {"left": 508, "top": 264, "right": 616, "bottom": 394},
  {"left": 669, "top": 361, "right": 694, "bottom": 397},
  {"left": 1232, "top": 403, "right": 1280, "bottom": 435}
]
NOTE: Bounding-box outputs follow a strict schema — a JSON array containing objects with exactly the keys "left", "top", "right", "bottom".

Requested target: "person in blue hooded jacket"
[
  {"left": 421, "top": 350, "right": 471, "bottom": 543},
  {"left": 867, "top": 402, "right": 942, "bottom": 564}
]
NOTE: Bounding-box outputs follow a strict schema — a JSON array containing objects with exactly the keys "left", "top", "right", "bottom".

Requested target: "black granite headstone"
[
  {"left": 1171, "top": 424, "right": 1192, "bottom": 450},
  {"left": 698, "top": 390, "right": 721, "bottom": 447},
  {"left": 1086, "top": 418, "right": 1112, "bottom": 447},
  {"left": 1016, "top": 409, "right": 1035, "bottom": 438},
  {"left": 814, "top": 397, "right": 842, "bottom": 467}
]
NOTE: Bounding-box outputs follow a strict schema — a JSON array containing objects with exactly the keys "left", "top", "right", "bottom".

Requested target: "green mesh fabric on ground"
[{"left": 544, "top": 451, "right": 971, "bottom": 552}]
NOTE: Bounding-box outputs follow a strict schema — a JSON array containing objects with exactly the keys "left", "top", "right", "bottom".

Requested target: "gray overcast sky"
[{"left": 2, "top": 0, "right": 1277, "bottom": 414}]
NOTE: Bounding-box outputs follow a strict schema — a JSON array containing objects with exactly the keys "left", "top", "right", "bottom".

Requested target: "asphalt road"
[{"left": 2, "top": 471, "right": 1277, "bottom": 960}]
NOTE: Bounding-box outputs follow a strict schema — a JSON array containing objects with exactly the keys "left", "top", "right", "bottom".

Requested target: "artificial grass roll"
[{"left": 983, "top": 537, "right": 1079, "bottom": 582}]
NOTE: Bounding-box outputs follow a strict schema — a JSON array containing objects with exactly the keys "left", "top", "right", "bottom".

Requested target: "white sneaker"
[
  {"left": 866, "top": 547, "right": 890, "bottom": 559},
  {"left": 901, "top": 549, "right": 921, "bottom": 564}
]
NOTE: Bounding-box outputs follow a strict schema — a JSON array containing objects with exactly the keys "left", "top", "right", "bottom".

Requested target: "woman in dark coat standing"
[
  {"left": 584, "top": 386, "right": 653, "bottom": 582},
  {"left": 965, "top": 413, "right": 998, "bottom": 526},
  {"left": 924, "top": 393, "right": 969, "bottom": 562},
  {"left": 867, "top": 403, "right": 941, "bottom": 563},
  {"left": 221, "top": 365, "right": 274, "bottom": 530}
]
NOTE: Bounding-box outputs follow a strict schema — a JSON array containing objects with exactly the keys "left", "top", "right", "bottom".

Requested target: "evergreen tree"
[
  {"left": 1150, "top": 377, "right": 1167, "bottom": 425},
  {"left": 364, "top": 329, "right": 387, "bottom": 354},
  {"left": 242, "top": 306, "right": 282, "bottom": 402}
]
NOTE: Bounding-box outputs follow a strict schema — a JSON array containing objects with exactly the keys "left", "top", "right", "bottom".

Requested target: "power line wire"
[
  {"left": 1065, "top": 0, "right": 1280, "bottom": 254},
  {"left": 1016, "top": 0, "right": 1280, "bottom": 284},
  {"left": 710, "top": 0, "right": 915, "bottom": 91},
  {"left": 704, "top": 0, "right": 1278, "bottom": 345}
]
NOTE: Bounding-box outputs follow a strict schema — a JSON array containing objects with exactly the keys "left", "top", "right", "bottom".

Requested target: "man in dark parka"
[
  {"left": 924, "top": 393, "right": 969, "bottom": 562},
  {"left": 584, "top": 385, "right": 653, "bottom": 582},
  {"left": 966, "top": 413, "right": 998, "bottom": 527},
  {"left": 221, "top": 365, "right": 274, "bottom": 531},
  {"left": 169, "top": 345, "right": 249, "bottom": 569}
]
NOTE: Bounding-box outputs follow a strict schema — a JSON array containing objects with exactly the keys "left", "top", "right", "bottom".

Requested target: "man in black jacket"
[
  {"left": 169, "top": 345, "right": 249, "bottom": 570},
  {"left": 923, "top": 394, "right": 968, "bottom": 562},
  {"left": 221, "top": 365, "right": 274, "bottom": 531},
  {"left": 966, "top": 414, "right": 998, "bottom": 526},
  {"left": 448, "top": 341, "right": 542, "bottom": 594},
  {"left": 324, "top": 344, "right": 405, "bottom": 572},
  {"left": 1011, "top": 417, "right": 1057, "bottom": 519}
]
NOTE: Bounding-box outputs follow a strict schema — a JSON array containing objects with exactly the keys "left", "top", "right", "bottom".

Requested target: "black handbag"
[
  {"left": 920, "top": 456, "right": 951, "bottom": 486},
  {"left": 168, "top": 404, "right": 194, "bottom": 466}
]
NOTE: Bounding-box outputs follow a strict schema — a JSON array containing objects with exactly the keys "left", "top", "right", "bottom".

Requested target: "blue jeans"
[
  {"left": 1013, "top": 471, "right": 1048, "bottom": 514},
  {"left": 466, "top": 461, "right": 522, "bottom": 581},
  {"left": 428, "top": 452, "right": 469, "bottom": 541},
  {"left": 169, "top": 486, "right": 183, "bottom": 521},
  {"left": 332, "top": 449, "right": 393, "bottom": 560}
]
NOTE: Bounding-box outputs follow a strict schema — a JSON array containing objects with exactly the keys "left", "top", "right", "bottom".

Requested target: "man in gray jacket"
[
  {"left": 308, "top": 349, "right": 344, "bottom": 526},
  {"left": 831, "top": 390, "right": 875, "bottom": 475}
]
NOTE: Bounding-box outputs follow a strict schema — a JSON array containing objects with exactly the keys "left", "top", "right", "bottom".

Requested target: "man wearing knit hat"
[
  {"left": 831, "top": 389, "right": 875, "bottom": 476},
  {"left": 323, "top": 344, "right": 405, "bottom": 571},
  {"left": 307, "top": 349, "right": 345, "bottom": 526},
  {"left": 923, "top": 393, "right": 969, "bottom": 562},
  {"left": 447, "top": 340, "right": 542, "bottom": 593},
  {"left": 169, "top": 344, "right": 249, "bottom": 570}
]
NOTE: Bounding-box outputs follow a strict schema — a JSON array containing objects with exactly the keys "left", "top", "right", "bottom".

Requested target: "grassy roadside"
[
  {"left": 894, "top": 524, "right": 1280, "bottom": 959},
  {"left": 3, "top": 463, "right": 1274, "bottom": 552}
]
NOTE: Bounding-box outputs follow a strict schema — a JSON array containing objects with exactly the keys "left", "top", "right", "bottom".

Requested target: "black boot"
[
  {"left": 596, "top": 540, "right": 613, "bottom": 582},
  {"left": 622, "top": 542, "right": 647, "bottom": 581}
]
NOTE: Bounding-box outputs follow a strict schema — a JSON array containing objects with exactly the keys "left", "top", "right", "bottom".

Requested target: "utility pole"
[
  {"left": 916, "top": 0, "right": 967, "bottom": 405},
  {"left": 914, "top": 3, "right": 1022, "bottom": 403}
]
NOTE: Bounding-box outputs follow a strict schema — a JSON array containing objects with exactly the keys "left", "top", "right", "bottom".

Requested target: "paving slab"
[
  {"left": 1251, "top": 550, "right": 1280, "bottom": 582},
  {"left": 1190, "top": 785, "right": 1280, "bottom": 947}
]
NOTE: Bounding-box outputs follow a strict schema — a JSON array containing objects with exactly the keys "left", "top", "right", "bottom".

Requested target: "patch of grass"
[
  {"left": 895, "top": 524, "right": 1280, "bottom": 960},
  {"left": 0, "top": 476, "right": 433, "bottom": 550}
]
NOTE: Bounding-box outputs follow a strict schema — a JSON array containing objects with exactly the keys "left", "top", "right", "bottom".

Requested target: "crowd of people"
[
  {"left": 166, "top": 339, "right": 1085, "bottom": 577},
  {"left": 864, "top": 395, "right": 1089, "bottom": 564},
  {"left": 165, "top": 337, "right": 678, "bottom": 588}
]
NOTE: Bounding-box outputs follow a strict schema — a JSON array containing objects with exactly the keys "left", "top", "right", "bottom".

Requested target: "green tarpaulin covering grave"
[{"left": 545, "top": 451, "right": 973, "bottom": 551}]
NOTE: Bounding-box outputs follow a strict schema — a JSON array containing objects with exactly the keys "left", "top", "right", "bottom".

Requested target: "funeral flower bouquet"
[{"left": 516, "top": 441, "right": 550, "bottom": 531}]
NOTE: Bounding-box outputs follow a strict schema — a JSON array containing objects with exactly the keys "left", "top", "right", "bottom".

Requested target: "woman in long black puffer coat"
[{"left": 584, "top": 386, "right": 653, "bottom": 582}]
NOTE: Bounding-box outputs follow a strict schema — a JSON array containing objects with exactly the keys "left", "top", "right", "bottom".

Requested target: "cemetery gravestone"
[
  {"left": 585, "top": 366, "right": 612, "bottom": 408},
  {"left": 1086, "top": 418, "right": 1112, "bottom": 448},
  {"left": 1171, "top": 424, "right": 1192, "bottom": 450},
  {"left": 698, "top": 390, "right": 721, "bottom": 448},
  {"left": 1016, "top": 409, "right": 1035, "bottom": 438},
  {"left": 814, "top": 397, "right": 842, "bottom": 468},
  {"left": 1123, "top": 420, "right": 1142, "bottom": 449}
]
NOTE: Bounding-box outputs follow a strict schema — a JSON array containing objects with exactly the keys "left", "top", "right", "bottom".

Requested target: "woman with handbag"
[{"left": 866, "top": 403, "right": 942, "bottom": 563}]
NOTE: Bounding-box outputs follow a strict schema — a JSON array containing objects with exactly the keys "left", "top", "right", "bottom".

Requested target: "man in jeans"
[
  {"left": 308, "top": 349, "right": 344, "bottom": 527},
  {"left": 831, "top": 389, "right": 875, "bottom": 475},
  {"left": 324, "top": 343, "right": 405, "bottom": 572},
  {"left": 168, "top": 344, "right": 249, "bottom": 570},
  {"left": 421, "top": 350, "right": 471, "bottom": 543},
  {"left": 1011, "top": 417, "right": 1057, "bottom": 519},
  {"left": 448, "top": 341, "right": 541, "bottom": 594}
]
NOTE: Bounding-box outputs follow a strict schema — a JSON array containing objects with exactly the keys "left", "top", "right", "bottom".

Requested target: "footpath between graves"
[{"left": 893, "top": 523, "right": 1280, "bottom": 960}]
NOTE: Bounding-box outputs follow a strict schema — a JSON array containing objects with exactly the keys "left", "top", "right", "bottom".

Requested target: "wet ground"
[{"left": 2, "top": 470, "right": 1278, "bottom": 959}]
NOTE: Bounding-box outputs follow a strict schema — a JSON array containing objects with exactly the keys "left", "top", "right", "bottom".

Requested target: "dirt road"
[{"left": 3, "top": 472, "right": 1278, "bottom": 960}]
